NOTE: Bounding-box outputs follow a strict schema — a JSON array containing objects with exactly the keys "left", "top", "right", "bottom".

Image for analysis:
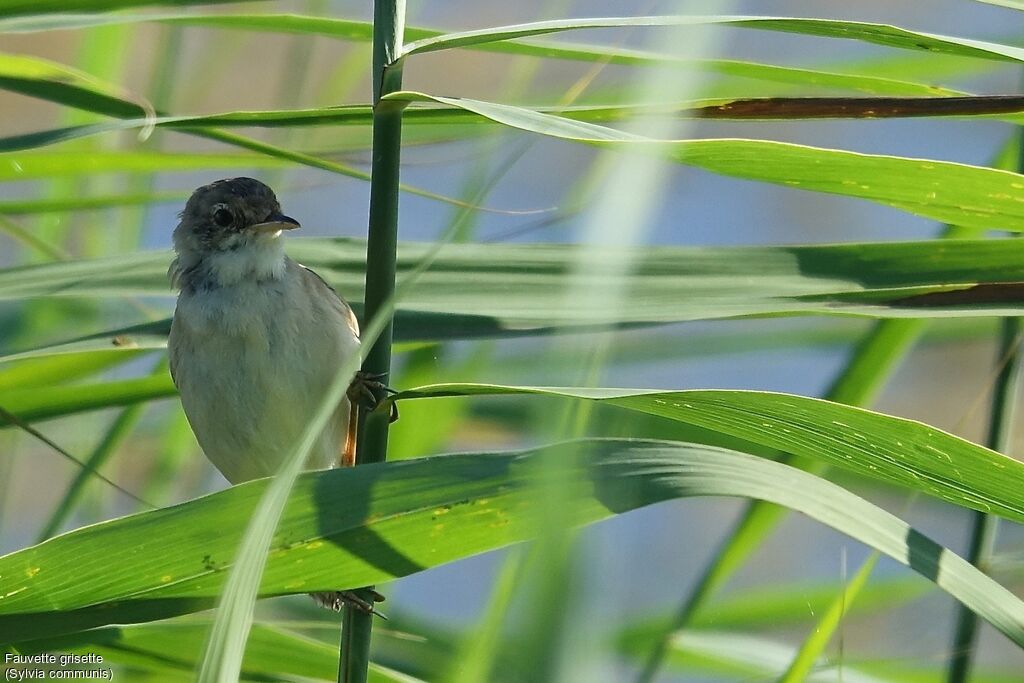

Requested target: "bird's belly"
[{"left": 171, "top": 286, "right": 356, "bottom": 483}]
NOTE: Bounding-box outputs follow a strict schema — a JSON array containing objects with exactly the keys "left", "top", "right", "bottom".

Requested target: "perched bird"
[{"left": 168, "top": 177, "right": 381, "bottom": 613}]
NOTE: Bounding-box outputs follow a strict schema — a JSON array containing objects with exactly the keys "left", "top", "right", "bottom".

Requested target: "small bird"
[{"left": 168, "top": 177, "right": 382, "bottom": 614}]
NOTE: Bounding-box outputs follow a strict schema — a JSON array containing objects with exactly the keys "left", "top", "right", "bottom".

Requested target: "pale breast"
[{"left": 169, "top": 259, "right": 360, "bottom": 483}]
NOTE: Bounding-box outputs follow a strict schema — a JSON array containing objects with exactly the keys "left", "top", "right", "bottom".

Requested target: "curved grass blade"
[
  {"left": 0, "top": 52, "right": 149, "bottom": 119},
  {"left": 978, "top": 0, "right": 1024, "bottom": 9},
  {"left": 10, "top": 13, "right": 1014, "bottom": 67},
  {"left": 399, "top": 15, "right": 1024, "bottom": 63},
  {"left": 392, "top": 384, "right": 1024, "bottom": 523},
  {"left": 389, "top": 92, "right": 1024, "bottom": 231},
  {"left": 1, "top": 439, "right": 1023, "bottom": 652}
]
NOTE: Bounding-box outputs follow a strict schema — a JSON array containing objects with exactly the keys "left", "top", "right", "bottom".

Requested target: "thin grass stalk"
[
  {"left": 778, "top": 552, "right": 879, "bottom": 681},
  {"left": 34, "top": 356, "right": 169, "bottom": 540},
  {"left": 945, "top": 315, "right": 1023, "bottom": 680},
  {"left": 36, "top": 388, "right": 146, "bottom": 541},
  {"left": 0, "top": 215, "right": 68, "bottom": 261},
  {"left": 338, "top": 2, "right": 406, "bottom": 682}
]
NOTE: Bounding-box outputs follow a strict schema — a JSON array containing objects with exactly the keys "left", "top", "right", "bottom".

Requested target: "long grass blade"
[
  {"left": 2, "top": 439, "right": 1023, "bottom": 650},
  {"left": 387, "top": 92, "right": 1024, "bottom": 231},
  {"left": 947, "top": 309, "right": 1024, "bottom": 680},
  {"left": 391, "top": 384, "right": 1024, "bottom": 523},
  {"left": 7, "top": 13, "right": 1019, "bottom": 70},
  {"left": 399, "top": 15, "right": 1024, "bottom": 63},
  {"left": 0, "top": 13, "right": 984, "bottom": 96}
]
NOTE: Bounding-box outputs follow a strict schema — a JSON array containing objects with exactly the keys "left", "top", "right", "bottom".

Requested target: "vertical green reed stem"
[
  {"left": 946, "top": 300, "right": 1023, "bottom": 680},
  {"left": 338, "top": 2, "right": 405, "bottom": 683}
]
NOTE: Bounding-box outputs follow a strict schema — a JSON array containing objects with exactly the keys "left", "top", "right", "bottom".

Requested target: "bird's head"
[{"left": 171, "top": 177, "right": 300, "bottom": 290}]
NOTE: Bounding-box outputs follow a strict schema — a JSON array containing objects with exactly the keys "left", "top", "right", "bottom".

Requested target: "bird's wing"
[
  {"left": 294, "top": 259, "right": 361, "bottom": 468},
  {"left": 295, "top": 260, "right": 360, "bottom": 340},
  {"left": 167, "top": 315, "right": 181, "bottom": 386}
]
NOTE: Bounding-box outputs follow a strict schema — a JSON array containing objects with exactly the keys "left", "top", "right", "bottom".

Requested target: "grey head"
[{"left": 170, "top": 177, "right": 300, "bottom": 290}]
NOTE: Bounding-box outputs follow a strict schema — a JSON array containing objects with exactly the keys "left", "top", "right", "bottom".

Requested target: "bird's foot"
[
  {"left": 311, "top": 589, "right": 387, "bottom": 619},
  {"left": 348, "top": 371, "right": 399, "bottom": 423}
]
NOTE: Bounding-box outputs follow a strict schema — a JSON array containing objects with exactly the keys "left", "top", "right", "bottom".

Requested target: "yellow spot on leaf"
[{"left": 25, "top": 567, "right": 40, "bottom": 578}]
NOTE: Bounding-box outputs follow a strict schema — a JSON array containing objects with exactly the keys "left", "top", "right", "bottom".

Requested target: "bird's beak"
[{"left": 248, "top": 213, "right": 301, "bottom": 235}]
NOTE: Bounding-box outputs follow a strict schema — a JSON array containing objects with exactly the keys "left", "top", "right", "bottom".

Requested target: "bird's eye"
[{"left": 212, "top": 207, "right": 234, "bottom": 228}]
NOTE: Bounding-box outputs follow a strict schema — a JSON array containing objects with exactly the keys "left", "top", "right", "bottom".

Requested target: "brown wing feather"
[{"left": 342, "top": 401, "right": 359, "bottom": 467}]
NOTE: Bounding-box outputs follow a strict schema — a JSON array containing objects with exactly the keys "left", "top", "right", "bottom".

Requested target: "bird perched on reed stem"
[{"left": 168, "top": 177, "right": 383, "bottom": 614}]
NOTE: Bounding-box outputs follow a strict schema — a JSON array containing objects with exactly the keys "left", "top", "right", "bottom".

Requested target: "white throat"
[{"left": 199, "top": 235, "right": 287, "bottom": 288}]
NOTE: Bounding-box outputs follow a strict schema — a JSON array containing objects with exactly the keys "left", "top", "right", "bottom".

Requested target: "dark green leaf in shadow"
[{"left": 0, "top": 13, "right": 975, "bottom": 96}]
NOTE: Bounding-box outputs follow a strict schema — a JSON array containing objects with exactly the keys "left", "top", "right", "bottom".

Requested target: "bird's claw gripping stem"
[
  {"left": 348, "top": 371, "right": 399, "bottom": 423},
  {"left": 313, "top": 589, "right": 388, "bottom": 619}
]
